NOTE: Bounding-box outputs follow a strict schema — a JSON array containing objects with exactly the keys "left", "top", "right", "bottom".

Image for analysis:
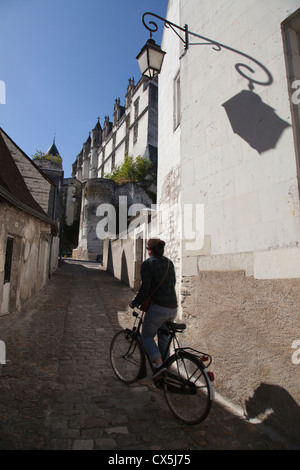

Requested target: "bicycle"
[{"left": 110, "top": 309, "right": 215, "bottom": 425}]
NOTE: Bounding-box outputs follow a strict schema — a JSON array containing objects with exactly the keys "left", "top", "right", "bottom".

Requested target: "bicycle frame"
[{"left": 129, "top": 310, "right": 212, "bottom": 373}]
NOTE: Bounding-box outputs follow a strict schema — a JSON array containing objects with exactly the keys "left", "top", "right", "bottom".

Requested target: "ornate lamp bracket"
[{"left": 142, "top": 12, "right": 273, "bottom": 90}]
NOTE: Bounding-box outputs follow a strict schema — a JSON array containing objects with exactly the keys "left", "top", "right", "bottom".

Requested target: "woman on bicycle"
[{"left": 130, "top": 238, "right": 177, "bottom": 380}]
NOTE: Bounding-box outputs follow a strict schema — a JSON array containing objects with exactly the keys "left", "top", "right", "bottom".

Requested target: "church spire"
[{"left": 92, "top": 117, "right": 102, "bottom": 147}]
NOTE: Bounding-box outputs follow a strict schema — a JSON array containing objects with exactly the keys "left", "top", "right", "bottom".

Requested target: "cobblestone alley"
[{"left": 0, "top": 260, "right": 287, "bottom": 451}]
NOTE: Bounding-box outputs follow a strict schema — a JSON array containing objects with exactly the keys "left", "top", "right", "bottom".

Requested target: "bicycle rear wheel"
[
  {"left": 110, "top": 330, "right": 144, "bottom": 384},
  {"left": 164, "top": 351, "right": 212, "bottom": 424}
]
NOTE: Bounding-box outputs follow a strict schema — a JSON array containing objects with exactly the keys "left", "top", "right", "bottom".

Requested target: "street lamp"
[
  {"left": 136, "top": 12, "right": 188, "bottom": 79},
  {"left": 136, "top": 38, "right": 166, "bottom": 79},
  {"left": 137, "top": 12, "right": 273, "bottom": 91}
]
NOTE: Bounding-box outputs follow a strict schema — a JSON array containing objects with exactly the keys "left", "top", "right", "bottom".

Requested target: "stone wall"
[
  {"left": 103, "top": 237, "right": 139, "bottom": 291},
  {"left": 181, "top": 269, "right": 300, "bottom": 446},
  {"left": 177, "top": 0, "right": 300, "bottom": 278},
  {"left": 72, "top": 179, "right": 115, "bottom": 261},
  {"left": 0, "top": 201, "right": 54, "bottom": 315},
  {"left": 102, "top": 209, "right": 159, "bottom": 292},
  {"left": 156, "top": 0, "right": 300, "bottom": 445},
  {"left": 73, "top": 179, "right": 153, "bottom": 262},
  {"left": 158, "top": 164, "right": 182, "bottom": 303}
]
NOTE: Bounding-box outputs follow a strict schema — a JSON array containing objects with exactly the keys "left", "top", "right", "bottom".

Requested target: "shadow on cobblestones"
[{"left": 0, "top": 260, "right": 290, "bottom": 451}]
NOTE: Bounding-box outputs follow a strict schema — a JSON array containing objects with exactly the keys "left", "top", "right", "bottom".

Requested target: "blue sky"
[{"left": 0, "top": 0, "right": 168, "bottom": 177}]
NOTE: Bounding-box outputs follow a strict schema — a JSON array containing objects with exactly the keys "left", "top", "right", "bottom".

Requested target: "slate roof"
[
  {"left": 0, "top": 130, "right": 56, "bottom": 230},
  {"left": 45, "top": 140, "right": 60, "bottom": 157}
]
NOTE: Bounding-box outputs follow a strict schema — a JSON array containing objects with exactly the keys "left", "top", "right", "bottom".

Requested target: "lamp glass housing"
[{"left": 136, "top": 39, "right": 166, "bottom": 79}]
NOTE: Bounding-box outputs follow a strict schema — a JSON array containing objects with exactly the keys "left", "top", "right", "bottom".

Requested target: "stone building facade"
[
  {"left": 0, "top": 129, "right": 61, "bottom": 315},
  {"left": 71, "top": 77, "right": 158, "bottom": 261},
  {"left": 155, "top": 0, "right": 300, "bottom": 446},
  {"left": 72, "top": 77, "right": 158, "bottom": 181}
]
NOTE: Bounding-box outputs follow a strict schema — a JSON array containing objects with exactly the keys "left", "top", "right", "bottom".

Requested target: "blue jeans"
[{"left": 141, "top": 304, "right": 177, "bottom": 363}]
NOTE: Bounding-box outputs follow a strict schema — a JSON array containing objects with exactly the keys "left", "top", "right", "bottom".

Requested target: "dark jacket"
[{"left": 132, "top": 255, "right": 177, "bottom": 309}]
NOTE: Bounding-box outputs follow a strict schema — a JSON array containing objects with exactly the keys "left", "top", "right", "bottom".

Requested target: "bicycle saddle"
[{"left": 165, "top": 321, "right": 186, "bottom": 331}]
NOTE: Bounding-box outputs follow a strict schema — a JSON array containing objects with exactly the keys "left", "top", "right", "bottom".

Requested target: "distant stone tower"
[
  {"left": 90, "top": 118, "right": 102, "bottom": 178},
  {"left": 33, "top": 138, "right": 64, "bottom": 219}
]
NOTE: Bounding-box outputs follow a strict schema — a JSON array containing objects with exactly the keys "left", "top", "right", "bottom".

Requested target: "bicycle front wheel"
[
  {"left": 110, "top": 330, "right": 144, "bottom": 384},
  {"left": 164, "top": 351, "right": 212, "bottom": 425}
]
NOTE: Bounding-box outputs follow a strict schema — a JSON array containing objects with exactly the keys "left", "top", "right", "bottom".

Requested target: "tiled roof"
[{"left": 0, "top": 131, "right": 55, "bottom": 227}]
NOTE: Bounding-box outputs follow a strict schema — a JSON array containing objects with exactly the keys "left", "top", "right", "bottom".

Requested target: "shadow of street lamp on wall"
[{"left": 222, "top": 90, "right": 291, "bottom": 154}]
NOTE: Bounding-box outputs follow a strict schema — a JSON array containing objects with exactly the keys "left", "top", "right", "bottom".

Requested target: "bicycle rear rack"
[{"left": 176, "top": 347, "right": 212, "bottom": 368}]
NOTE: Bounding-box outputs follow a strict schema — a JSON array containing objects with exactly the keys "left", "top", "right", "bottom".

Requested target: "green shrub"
[
  {"left": 105, "top": 153, "right": 153, "bottom": 185},
  {"left": 32, "top": 150, "right": 62, "bottom": 164}
]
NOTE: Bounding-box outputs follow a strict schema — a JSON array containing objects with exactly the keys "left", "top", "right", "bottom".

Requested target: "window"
[
  {"left": 4, "top": 237, "right": 13, "bottom": 284},
  {"left": 133, "top": 123, "right": 138, "bottom": 144},
  {"left": 174, "top": 72, "right": 181, "bottom": 131},
  {"left": 125, "top": 136, "right": 129, "bottom": 154},
  {"left": 126, "top": 114, "right": 130, "bottom": 132},
  {"left": 111, "top": 152, "right": 115, "bottom": 171},
  {"left": 134, "top": 97, "right": 139, "bottom": 121}
]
